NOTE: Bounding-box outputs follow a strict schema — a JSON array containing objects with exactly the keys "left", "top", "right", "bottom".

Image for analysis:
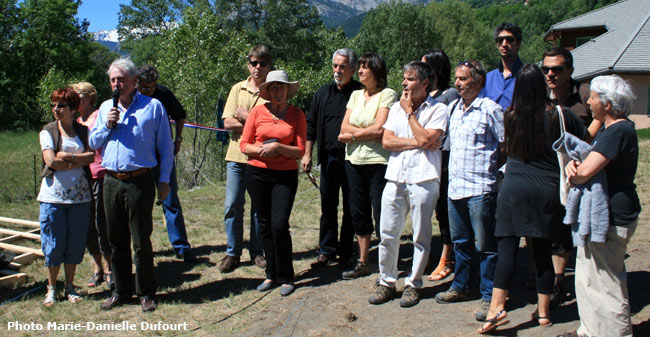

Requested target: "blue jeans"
[
  {"left": 158, "top": 162, "right": 191, "bottom": 256},
  {"left": 448, "top": 193, "right": 498, "bottom": 300},
  {"left": 39, "top": 202, "right": 91, "bottom": 266},
  {"left": 224, "top": 161, "right": 262, "bottom": 257}
]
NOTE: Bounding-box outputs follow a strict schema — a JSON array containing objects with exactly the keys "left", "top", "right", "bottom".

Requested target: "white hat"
[{"left": 259, "top": 70, "right": 300, "bottom": 101}]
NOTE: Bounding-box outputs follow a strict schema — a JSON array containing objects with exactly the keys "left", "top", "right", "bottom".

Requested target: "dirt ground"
[{"left": 213, "top": 232, "right": 650, "bottom": 337}]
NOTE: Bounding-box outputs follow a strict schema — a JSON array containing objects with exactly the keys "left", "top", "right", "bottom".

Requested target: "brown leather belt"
[{"left": 106, "top": 167, "right": 151, "bottom": 180}]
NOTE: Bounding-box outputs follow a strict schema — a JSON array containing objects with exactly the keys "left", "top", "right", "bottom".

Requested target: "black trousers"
[
  {"left": 494, "top": 236, "right": 554, "bottom": 294},
  {"left": 87, "top": 178, "right": 111, "bottom": 256},
  {"left": 103, "top": 171, "right": 156, "bottom": 299},
  {"left": 344, "top": 161, "right": 386, "bottom": 238},
  {"left": 435, "top": 151, "right": 452, "bottom": 245},
  {"left": 318, "top": 149, "right": 354, "bottom": 258},
  {"left": 246, "top": 165, "right": 297, "bottom": 284}
]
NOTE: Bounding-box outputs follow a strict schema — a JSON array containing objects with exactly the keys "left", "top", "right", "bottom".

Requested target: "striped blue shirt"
[{"left": 447, "top": 96, "right": 504, "bottom": 200}]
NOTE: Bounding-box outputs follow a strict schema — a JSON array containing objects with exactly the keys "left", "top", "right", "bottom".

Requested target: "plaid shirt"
[{"left": 447, "top": 96, "right": 504, "bottom": 200}]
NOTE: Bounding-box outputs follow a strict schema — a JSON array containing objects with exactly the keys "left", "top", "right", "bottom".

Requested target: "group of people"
[
  {"left": 39, "top": 59, "right": 193, "bottom": 312},
  {"left": 37, "top": 21, "right": 640, "bottom": 337}
]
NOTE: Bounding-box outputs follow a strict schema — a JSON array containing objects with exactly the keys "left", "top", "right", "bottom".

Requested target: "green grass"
[
  {"left": 0, "top": 131, "right": 41, "bottom": 203},
  {"left": 637, "top": 127, "right": 650, "bottom": 141}
]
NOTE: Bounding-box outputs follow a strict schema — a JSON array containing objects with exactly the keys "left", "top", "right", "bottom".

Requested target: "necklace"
[{"left": 270, "top": 104, "right": 288, "bottom": 124}]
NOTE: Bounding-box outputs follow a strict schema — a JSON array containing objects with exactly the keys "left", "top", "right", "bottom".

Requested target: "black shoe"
[
  {"left": 311, "top": 254, "right": 335, "bottom": 268},
  {"left": 550, "top": 275, "right": 567, "bottom": 308},
  {"left": 177, "top": 251, "right": 196, "bottom": 262}
]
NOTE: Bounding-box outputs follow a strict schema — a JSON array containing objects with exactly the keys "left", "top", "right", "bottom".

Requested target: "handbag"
[{"left": 556, "top": 105, "right": 571, "bottom": 206}]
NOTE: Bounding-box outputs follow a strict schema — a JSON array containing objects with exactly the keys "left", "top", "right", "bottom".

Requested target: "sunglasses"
[
  {"left": 50, "top": 103, "right": 68, "bottom": 109},
  {"left": 541, "top": 66, "right": 565, "bottom": 74},
  {"left": 457, "top": 60, "right": 476, "bottom": 70},
  {"left": 248, "top": 60, "right": 269, "bottom": 67},
  {"left": 495, "top": 36, "right": 516, "bottom": 44}
]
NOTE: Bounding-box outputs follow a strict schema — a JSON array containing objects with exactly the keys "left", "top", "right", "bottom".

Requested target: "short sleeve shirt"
[
  {"left": 223, "top": 78, "right": 268, "bottom": 163},
  {"left": 345, "top": 88, "right": 397, "bottom": 165},
  {"left": 592, "top": 120, "right": 640, "bottom": 226},
  {"left": 383, "top": 96, "right": 448, "bottom": 184},
  {"left": 37, "top": 131, "right": 92, "bottom": 204}
]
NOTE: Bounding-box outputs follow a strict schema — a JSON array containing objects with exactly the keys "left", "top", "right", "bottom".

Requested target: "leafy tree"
[{"left": 0, "top": 0, "right": 92, "bottom": 129}]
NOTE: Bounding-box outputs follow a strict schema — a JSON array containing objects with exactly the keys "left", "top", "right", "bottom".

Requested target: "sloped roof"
[{"left": 545, "top": 0, "right": 650, "bottom": 80}]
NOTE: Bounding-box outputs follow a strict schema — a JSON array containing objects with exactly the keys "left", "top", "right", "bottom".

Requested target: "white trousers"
[
  {"left": 378, "top": 180, "right": 439, "bottom": 289},
  {"left": 575, "top": 219, "right": 637, "bottom": 337}
]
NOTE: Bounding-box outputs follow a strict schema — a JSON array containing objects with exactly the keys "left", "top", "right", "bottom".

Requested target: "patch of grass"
[
  {"left": 637, "top": 128, "right": 650, "bottom": 141},
  {"left": 0, "top": 131, "right": 41, "bottom": 203}
]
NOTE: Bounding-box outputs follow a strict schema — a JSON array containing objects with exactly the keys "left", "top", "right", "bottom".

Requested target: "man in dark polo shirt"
[
  {"left": 542, "top": 47, "right": 600, "bottom": 307},
  {"left": 302, "top": 48, "right": 362, "bottom": 268},
  {"left": 137, "top": 65, "right": 193, "bottom": 262}
]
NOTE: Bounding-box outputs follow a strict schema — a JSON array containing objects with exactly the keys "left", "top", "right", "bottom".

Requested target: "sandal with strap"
[
  {"left": 477, "top": 310, "right": 509, "bottom": 334},
  {"left": 105, "top": 272, "right": 114, "bottom": 290},
  {"left": 43, "top": 285, "right": 56, "bottom": 307},
  {"left": 532, "top": 309, "right": 553, "bottom": 327},
  {"left": 65, "top": 284, "right": 83, "bottom": 304},
  {"left": 87, "top": 272, "right": 104, "bottom": 287},
  {"left": 428, "top": 259, "right": 454, "bottom": 281}
]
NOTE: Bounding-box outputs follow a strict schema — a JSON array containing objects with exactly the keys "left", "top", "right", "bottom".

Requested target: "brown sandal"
[
  {"left": 532, "top": 309, "right": 553, "bottom": 327},
  {"left": 428, "top": 258, "right": 454, "bottom": 281}
]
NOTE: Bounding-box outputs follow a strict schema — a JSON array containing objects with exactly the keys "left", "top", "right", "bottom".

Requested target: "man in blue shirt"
[
  {"left": 90, "top": 57, "right": 174, "bottom": 313},
  {"left": 481, "top": 22, "right": 524, "bottom": 111}
]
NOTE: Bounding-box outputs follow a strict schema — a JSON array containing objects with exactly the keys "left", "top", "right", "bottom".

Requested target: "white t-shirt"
[{"left": 37, "top": 130, "right": 91, "bottom": 204}]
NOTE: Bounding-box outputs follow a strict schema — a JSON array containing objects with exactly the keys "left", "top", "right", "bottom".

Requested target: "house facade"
[{"left": 544, "top": 0, "right": 650, "bottom": 128}]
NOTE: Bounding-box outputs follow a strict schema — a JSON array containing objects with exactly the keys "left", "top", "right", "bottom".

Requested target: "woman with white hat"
[{"left": 240, "top": 70, "right": 306, "bottom": 296}]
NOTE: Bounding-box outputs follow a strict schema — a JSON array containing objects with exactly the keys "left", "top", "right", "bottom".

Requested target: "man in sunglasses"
[
  {"left": 481, "top": 22, "right": 524, "bottom": 111},
  {"left": 542, "top": 47, "right": 598, "bottom": 308},
  {"left": 137, "top": 65, "right": 193, "bottom": 263},
  {"left": 219, "top": 45, "right": 273, "bottom": 273},
  {"left": 303, "top": 48, "right": 361, "bottom": 269}
]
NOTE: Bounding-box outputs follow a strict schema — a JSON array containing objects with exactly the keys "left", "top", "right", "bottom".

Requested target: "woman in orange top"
[{"left": 240, "top": 70, "right": 306, "bottom": 296}]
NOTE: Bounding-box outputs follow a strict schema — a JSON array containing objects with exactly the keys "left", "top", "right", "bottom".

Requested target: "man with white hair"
[
  {"left": 90, "top": 57, "right": 173, "bottom": 313},
  {"left": 302, "top": 48, "right": 362, "bottom": 268}
]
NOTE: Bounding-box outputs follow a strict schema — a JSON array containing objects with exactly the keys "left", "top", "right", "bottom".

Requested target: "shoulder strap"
[{"left": 556, "top": 105, "right": 566, "bottom": 135}]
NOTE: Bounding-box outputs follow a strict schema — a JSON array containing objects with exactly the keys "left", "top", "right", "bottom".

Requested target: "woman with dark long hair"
[
  {"left": 478, "top": 65, "right": 586, "bottom": 333},
  {"left": 421, "top": 49, "right": 460, "bottom": 281}
]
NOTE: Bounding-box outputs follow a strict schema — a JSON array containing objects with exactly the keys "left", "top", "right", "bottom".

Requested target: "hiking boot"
[
  {"left": 399, "top": 286, "right": 421, "bottom": 308},
  {"left": 342, "top": 260, "right": 371, "bottom": 280},
  {"left": 253, "top": 255, "right": 267, "bottom": 269},
  {"left": 311, "top": 254, "right": 335, "bottom": 268},
  {"left": 435, "top": 288, "right": 471, "bottom": 304},
  {"left": 550, "top": 275, "right": 567, "bottom": 308},
  {"left": 475, "top": 299, "right": 491, "bottom": 321},
  {"left": 218, "top": 255, "right": 240, "bottom": 273},
  {"left": 368, "top": 285, "right": 396, "bottom": 305}
]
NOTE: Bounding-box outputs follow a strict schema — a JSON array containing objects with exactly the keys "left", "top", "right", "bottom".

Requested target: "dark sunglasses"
[
  {"left": 541, "top": 66, "right": 565, "bottom": 74},
  {"left": 50, "top": 103, "right": 68, "bottom": 109},
  {"left": 495, "top": 36, "right": 516, "bottom": 44},
  {"left": 248, "top": 60, "right": 268, "bottom": 67},
  {"left": 457, "top": 60, "right": 476, "bottom": 70}
]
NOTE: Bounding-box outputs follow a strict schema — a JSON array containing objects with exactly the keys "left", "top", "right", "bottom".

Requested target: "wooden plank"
[
  {"left": 0, "top": 243, "right": 43, "bottom": 257},
  {"left": 0, "top": 272, "right": 26, "bottom": 287},
  {"left": 0, "top": 229, "right": 40, "bottom": 244},
  {"left": 12, "top": 252, "right": 38, "bottom": 265},
  {"left": 0, "top": 228, "right": 40, "bottom": 240},
  {"left": 0, "top": 216, "right": 40, "bottom": 228}
]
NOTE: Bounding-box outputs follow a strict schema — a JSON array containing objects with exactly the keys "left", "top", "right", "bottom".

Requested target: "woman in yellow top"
[{"left": 338, "top": 53, "right": 397, "bottom": 279}]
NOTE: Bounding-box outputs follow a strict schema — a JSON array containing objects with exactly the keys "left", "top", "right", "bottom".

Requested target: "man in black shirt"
[
  {"left": 138, "top": 65, "right": 193, "bottom": 262},
  {"left": 302, "top": 48, "right": 362, "bottom": 268}
]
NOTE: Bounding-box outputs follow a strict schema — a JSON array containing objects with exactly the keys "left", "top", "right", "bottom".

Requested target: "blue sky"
[{"left": 76, "top": 1, "right": 129, "bottom": 32}]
